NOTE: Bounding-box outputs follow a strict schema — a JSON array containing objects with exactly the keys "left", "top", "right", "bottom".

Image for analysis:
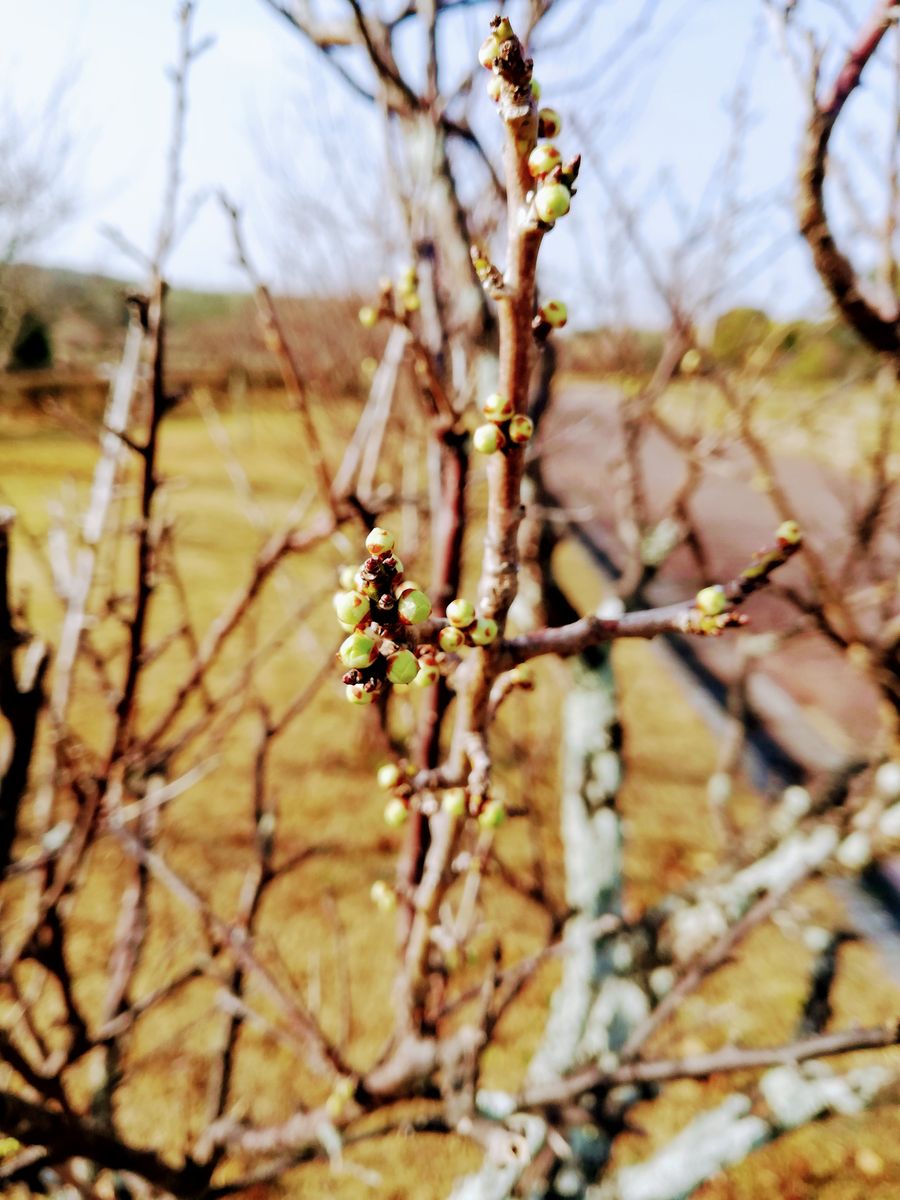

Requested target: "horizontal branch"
[
  {"left": 506, "top": 531, "right": 802, "bottom": 664},
  {"left": 519, "top": 1022, "right": 900, "bottom": 1108}
]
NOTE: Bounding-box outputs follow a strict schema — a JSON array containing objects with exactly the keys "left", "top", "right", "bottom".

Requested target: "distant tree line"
[{"left": 561, "top": 305, "right": 881, "bottom": 383}]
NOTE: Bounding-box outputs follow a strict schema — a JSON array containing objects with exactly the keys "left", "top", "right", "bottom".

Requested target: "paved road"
[
  {"left": 541, "top": 377, "right": 900, "bottom": 949},
  {"left": 541, "top": 377, "right": 892, "bottom": 786}
]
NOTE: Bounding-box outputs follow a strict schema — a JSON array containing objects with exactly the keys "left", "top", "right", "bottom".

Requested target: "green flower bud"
[
  {"left": 370, "top": 880, "right": 396, "bottom": 911},
  {"left": 339, "top": 632, "right": 379, "bottom": 669},
  {"left": 482, "top": 392, "right": 514, "bottom": 423},
  {"left": 384, "top": 798, "right": 408, "bottom": 827},
  {"left": 398, "top": 590, "right": 432, "bottom": 625},
  {"left": 442, "top": 788, "right": 467, "bottom": 816},
  {"left": 447, "top": 598, "right": 476, "bottom": 628},
  {"left": 333, "top": 590, "right": 370, "bottom": 626},
  {"left": 680, "top": 348, "right": 702, "bottom": 374},
  {"left": 487, "top": 75, "right": 503, "bottom": 102},
  {"left": 387, "top": 648, "right": 419, "bottom": 684},
  {"left": 539, "top": 299, "right": 567, "bottom": 327},
  {"left": 776, "top": 520, "right": 801, "bottom": 545},
  {"left": 346, "top": 683, "right": 375, "bottom": 705},
  {"left": 366, "top": 527, "right": 395, "bottom": 556},
  {"left": 394, "top": 578, "right": 420, "bottom": 598},
  {"left": 528, "top": 143, "right": 561, "bottom": 178},
  {"left": 478, "top": 34, "right": 501, "bottom": 68},
  {"left": 411, "top": 662, "right": 440, "bottom": 688},
  {"left": 535, "top": 181, "right": 571, "bottom": 223},
  {"left": 530, "top": 79, "right": 541, "bottom": 100},
  {"left": 508, "top": 414, "right": 534, "bottom": 445},
  {"left": 469, "top": 616, "right": 498, "bottom": 646},
  {"left": 538, "top": 107, "right": 562, "bottom": 138},
  {"left": 473, "top": 424, "right": 505, "bottom": 454},
  {"left": 695, "top": 585, "right": 726, "bottom": 617},
  {"left": 338, "top": 565, "right": 356, "bottom": 591},
  {"left": 478, "top": 799, "right": 506, "bottom": 829},
  {"left": 377, "top": 762, "right": 402, "bottom": 790},
  {"left": 439, "top": 626, "right": 466, "bottom": 652}
]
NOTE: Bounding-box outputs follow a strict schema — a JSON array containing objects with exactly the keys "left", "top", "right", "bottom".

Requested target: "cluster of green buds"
[
  {"left": 440, "top": 596, "right": 499, "bottom": 649},
  {"left": 473, "top": 392, "right": 534, "bottom": 456},
  {"left": 376, "top": 759, "right": 417, "bottom": 828},
  {"left": 530, "top": 146, "right": 580, "bottom": 227},
  {"left": 479, "top": 16, "right": 579, "bottom": 230},
  {"left": 358, "top": 264, "right": 420, "bottom": 330},
  {"left": 334, "top": 527, "right": 435, "bottom": 704},
  {"left": 688, "top": 581, "right": 757, "bottom": 636},
  {"left": 443, "top": 783, "right": 507, "bottom": 829},
  {"left": 478, "top": 15, "right": 514, "bottom": 70},
  {"left": 378, "top": 763, "right": 505, "bottom": 832}
]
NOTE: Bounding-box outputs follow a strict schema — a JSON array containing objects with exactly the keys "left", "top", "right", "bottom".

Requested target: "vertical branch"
[
  {"left": 201, "top": 708, "right": 276, "bottom": 1171},
  {"left": 0, "top": 510, "right": 48, "bottom": 873},
  {"left": 221, "top": 197, "right": 338, "bottom": 511},
  {"left": 395, "top": 18, "right": 553, "bottom": 1039},
  {"left": 109, "top": 282, "right": 167, "bottom": 761},
  {"left": 46, "top": 312, "right": 144, "bottom": 737}
]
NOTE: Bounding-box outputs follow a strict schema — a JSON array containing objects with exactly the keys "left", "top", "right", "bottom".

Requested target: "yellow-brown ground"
[{"left": 0, "top": 401, "right": 898, "bottom": 1197}]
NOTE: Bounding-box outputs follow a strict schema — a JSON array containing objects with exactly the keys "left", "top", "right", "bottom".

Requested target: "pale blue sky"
[{"left": 1, "top": 0, "right": 894, "bottom": 326}]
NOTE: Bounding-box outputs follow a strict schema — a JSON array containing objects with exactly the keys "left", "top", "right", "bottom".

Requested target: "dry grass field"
[{"left": 1, "top": 398, "right": 899, "bottom": 1196}]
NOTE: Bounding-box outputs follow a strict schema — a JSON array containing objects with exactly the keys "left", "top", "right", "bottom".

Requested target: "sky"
[{"left": 1, "top": 0, "right": 895, "bottom": 327}]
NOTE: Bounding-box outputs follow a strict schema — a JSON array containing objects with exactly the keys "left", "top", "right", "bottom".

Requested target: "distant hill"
[{"left": 0, "top": 263, "right": 382, "bottom": 399}]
